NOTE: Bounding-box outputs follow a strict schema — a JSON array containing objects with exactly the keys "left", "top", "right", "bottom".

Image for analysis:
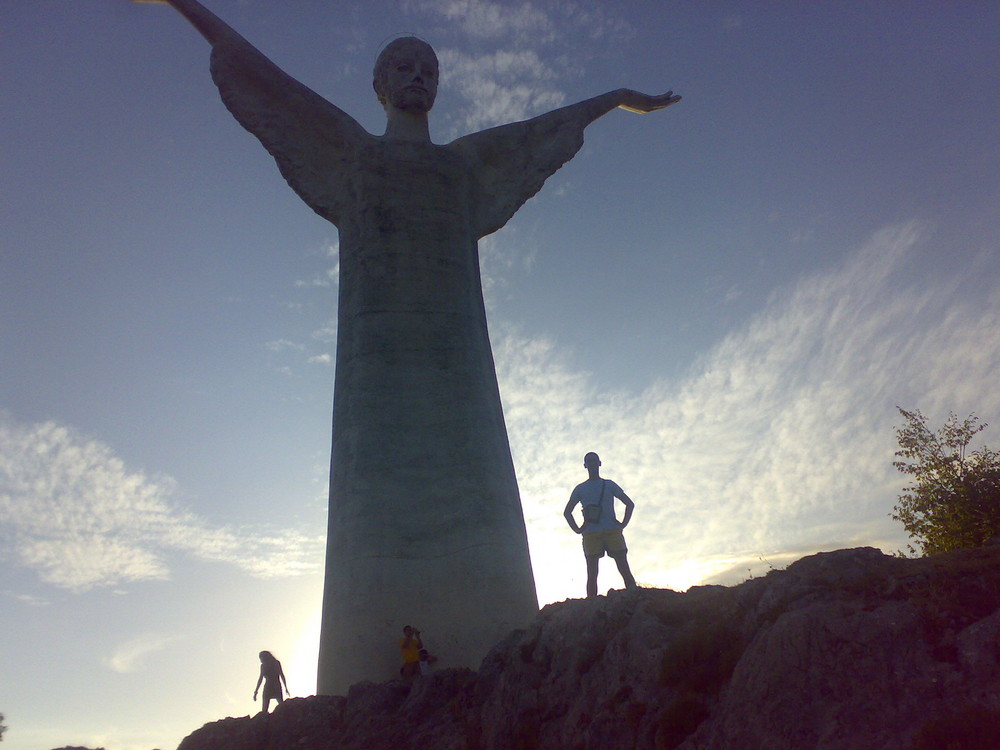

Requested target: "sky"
[{"left": 1, "top": 0, "right": 999, "bottom": 747}]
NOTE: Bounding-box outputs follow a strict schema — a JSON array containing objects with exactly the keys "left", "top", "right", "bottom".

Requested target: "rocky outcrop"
[{"left": 177, "top": 546, "right": 1000, "bottom": 750}]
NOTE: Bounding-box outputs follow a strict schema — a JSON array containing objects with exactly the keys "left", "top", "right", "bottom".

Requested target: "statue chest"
[
  {"left": 346, "top": 140, "right": 474, "bottom": 245},
  {"left": 336, "top": 140, "right": 484, "bottom": 316}
]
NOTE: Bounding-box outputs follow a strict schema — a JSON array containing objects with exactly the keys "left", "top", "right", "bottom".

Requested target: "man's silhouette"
[{"left": 564, "top": 452, "right": 638, "bottom": 598}]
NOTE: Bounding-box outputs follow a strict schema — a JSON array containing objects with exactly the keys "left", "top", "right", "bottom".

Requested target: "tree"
[
  {"left": 0, "top": 711, "right": 5, "bottom": 742},
  {"left": 892, "top": 407, "right": 1000, "bottom": 555}
]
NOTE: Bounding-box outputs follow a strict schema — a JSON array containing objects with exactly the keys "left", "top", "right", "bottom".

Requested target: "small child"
[{"left": 418, "top": 648, "right": 436, "bottom": 676}]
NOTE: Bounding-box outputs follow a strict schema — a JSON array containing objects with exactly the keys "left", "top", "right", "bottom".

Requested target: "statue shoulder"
[
  {"left": 449, "top": 118, "right": 586, "bottom": 238},
  {"left": 208, "top": 39, "right": 370, "bottom": 225}
]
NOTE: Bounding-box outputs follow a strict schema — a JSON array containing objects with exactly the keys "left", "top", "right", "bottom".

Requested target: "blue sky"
[{"left": 2, "top": 1, "right": 999, "bottom": 748}]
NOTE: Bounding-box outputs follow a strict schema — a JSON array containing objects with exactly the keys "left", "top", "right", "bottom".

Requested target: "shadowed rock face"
[{"left": 177, "top": 546, "right": 1000, "bottom": 750}]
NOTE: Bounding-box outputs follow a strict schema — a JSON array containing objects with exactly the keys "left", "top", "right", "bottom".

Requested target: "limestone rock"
[{"left": 176, "top": 546, "right": 1000, "bottom": 750}]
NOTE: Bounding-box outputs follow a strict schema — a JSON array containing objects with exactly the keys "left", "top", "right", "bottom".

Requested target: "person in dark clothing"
[{"left": 253, "top": 650, "right": 289, "bottom": 713}]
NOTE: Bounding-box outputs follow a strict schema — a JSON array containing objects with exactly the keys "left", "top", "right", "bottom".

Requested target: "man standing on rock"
[{"left": 564, "top": 452, "right": 638, "bottom": 598}]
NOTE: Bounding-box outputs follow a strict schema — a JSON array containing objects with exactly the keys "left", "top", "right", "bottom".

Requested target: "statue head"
[{"left": 373, "top": 36, "right": 439, "bottom": 114}]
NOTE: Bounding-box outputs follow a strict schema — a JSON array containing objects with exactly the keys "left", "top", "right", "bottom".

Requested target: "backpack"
[{"left": 583, "top": 480, "right": 608, "bottom": 524}]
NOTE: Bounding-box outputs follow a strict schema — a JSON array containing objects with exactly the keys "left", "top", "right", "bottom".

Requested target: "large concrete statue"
[{"left": 135, "top": 0, "right": 680, "bottom": 694}]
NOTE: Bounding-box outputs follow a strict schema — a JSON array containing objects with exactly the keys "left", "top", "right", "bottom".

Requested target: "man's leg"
[
  {"left": 610, "top": 551, "right": 637, "bottom": 590},
  {"left": 585, "top": 555, "right": 600, "bottom": 598}
]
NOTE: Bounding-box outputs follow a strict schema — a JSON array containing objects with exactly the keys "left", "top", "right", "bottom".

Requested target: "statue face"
[{"left": 374, "top": 39, "right": 438, "bottom": 113}]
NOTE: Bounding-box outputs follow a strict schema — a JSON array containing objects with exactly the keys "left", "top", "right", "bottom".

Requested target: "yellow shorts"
[{"left": 582, "top": 528, "right": 627, "bottom": 558}]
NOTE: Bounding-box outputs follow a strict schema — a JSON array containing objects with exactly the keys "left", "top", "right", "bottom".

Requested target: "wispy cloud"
[
  {"left": 413, "top": 0, "right": 554, "bottom": 40},
  {"left": 270, "top": 243, "right": 339, "bottom": 374},
  {"left": 438, "top": 47, "right": 566, "bottom": 132},
  {"left": 294, "top": 240, "right": 340, "bottom": 288},
  {"left": 412, "top": 0, "right": 631, "bottom": 43},
  {"left": 0, "top": 418, "right": 323, "bottom": 592},
  {"left": 266, "top": 339, "right": 306, "bottom": 353},
  {"left": 311, "top": 320, "right": 338, "bottom": 344},
  {"left": 14, "top": 220, "right": 991, "bottom": 603},
  {"left": 413, "top": 0, "right": 633, "bottom": 133},
  {"left": 479, "top": 232, "right": 538, "bottom": 306},
  {"left": 495, "top": 223, "right": 1000, "bottom": 599},
  {"left": 103, "top": 632, "right": 181, "bottom": 674},
  {"left": 3, "top": 590, "right": 50, "bottom": 607}
]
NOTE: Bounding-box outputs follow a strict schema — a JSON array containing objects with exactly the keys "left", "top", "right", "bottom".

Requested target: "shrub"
[{"left": 892, "top": 408, "right": 1000, "bottom": 555}]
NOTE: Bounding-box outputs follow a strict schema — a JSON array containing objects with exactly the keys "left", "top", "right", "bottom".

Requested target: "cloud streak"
[
  {"left": 414, "top": 0, "right": 633, "bottom": 134},
  {"left": 103, "top": 632, "right": 181, "bottom": 674},
  {"left": 0, "top": 418, "right": 323, "bottom": 592},
  {"left": 438, "top": 47, "right": 566, "bottom": 132},
  {"left": 494, "top": 223, "right": 1000, "bottom": 600},
  {"left": 414, "top": 0, "right": 554, "bottom": 40}
]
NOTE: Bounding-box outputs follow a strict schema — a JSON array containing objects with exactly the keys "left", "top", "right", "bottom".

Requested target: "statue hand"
[{"left": 617, "top": 89, "right": 681, "bottom": 114}]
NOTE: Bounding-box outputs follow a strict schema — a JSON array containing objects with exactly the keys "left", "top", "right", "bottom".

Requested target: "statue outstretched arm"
[
  {"left": 453, "top": 88, "right": 681, "bottom": 238},
  {"left": 131, "top": 0, "right": 234, "bottom": 46},
  {"left": 130, "top": 0, "right": 368, "bottom": 226},
  {"left": 551, "top": 88, "right": 682, "bottom": 122},
  {"left": 613, "top": 89, "right": 682, "bottom": 114}
]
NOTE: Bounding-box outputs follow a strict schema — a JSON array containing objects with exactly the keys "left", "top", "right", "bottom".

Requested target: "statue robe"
[{"left": 208, "top": 33, "right": 588, "bottom": 694}]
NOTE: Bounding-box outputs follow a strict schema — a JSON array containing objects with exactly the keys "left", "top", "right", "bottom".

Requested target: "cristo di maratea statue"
[{"left": 134, "top": 0, "right": 680, "bottom": 694}]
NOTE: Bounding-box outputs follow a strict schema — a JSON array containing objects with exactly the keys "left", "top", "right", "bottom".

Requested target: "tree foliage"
[
  {"left": 892, "top": 408, "right": 1000, "bottom": 555},
  {"left": 0, "top": 711, "right": 5, "bottom": 742}
]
